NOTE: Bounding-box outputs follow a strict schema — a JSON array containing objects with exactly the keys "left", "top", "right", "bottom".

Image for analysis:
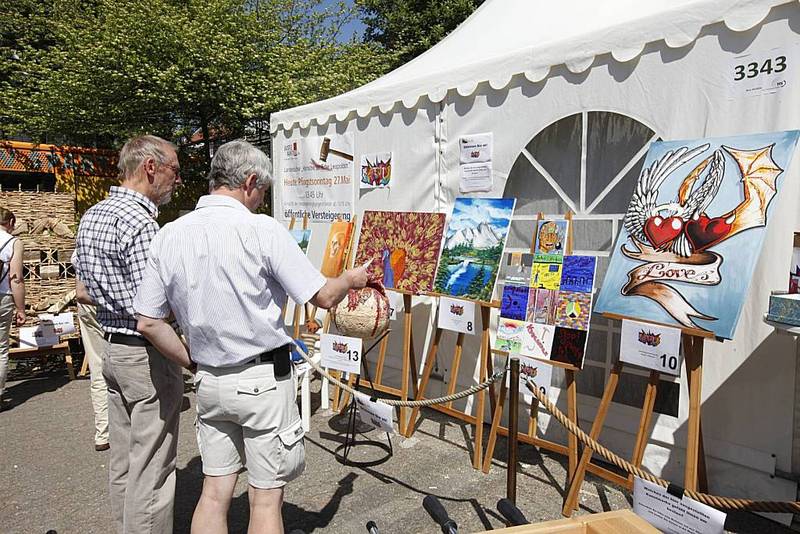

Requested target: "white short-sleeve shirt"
[
  {"left": 0, "top": 229, "right": 17, "bottom": 295},
  {"left": 134, "top": 194, "right": 327, "bottom": 367}
]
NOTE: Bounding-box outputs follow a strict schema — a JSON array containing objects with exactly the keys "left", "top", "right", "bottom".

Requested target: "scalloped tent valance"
[{"left": 270, "top": 0, "right": 797, "bottom": 133}]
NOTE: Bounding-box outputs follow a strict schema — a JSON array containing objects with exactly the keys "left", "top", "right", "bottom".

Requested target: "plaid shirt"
[{"left": 74, "top": 186, "right": 159, "bottom": 335}]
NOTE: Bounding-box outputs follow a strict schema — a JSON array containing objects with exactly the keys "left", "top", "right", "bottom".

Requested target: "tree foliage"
[{"left": 356, "top": 0, "right": 483, "bottom": 67}]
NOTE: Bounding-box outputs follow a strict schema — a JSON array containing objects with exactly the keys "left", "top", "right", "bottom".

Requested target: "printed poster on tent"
[{"left": 280, "top": 134, "right": 355, "bottom": 223}]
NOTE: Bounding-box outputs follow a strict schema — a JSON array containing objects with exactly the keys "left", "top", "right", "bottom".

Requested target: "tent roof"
[{"left": 271, "top": 0, "right": 794, "bottom": 132}]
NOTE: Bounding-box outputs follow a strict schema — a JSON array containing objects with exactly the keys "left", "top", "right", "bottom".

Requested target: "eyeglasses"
[{"left": 161, "top": 162, "right": 181, "bottom": 177}]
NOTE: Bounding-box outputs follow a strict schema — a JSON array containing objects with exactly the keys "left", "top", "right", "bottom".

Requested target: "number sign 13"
[
  {"left": 619, "top": 319, "right": 682, "bottom": 377},
  {"left": 320, "top": 333, "right": 363, "bottom": 374},
  {"left": 437, "top": 297, "right": 476, "bottom": 335}
]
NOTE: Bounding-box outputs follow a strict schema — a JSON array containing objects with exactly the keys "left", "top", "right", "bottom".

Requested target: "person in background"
[
  {"left": 134, "top": 140, "right": 369, "bottom": 534},
  {"left": 77, "top": 302, "right": 110, "bottom": 451},
  {"left": 0, "top": 208, "right": 25, "bottom": 410},
  {"left": 74, "top": 134, "right": 186, "bottom": 534}
]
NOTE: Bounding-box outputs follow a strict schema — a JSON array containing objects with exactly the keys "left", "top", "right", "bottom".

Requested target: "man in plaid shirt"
[{"left": 74, "top": 135, "right": 188, "bottom": 534}]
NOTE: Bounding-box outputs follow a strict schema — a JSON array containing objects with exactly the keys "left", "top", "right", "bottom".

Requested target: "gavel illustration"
[{"left": 319, "top": 137, "right": 353, "bottom": 161}]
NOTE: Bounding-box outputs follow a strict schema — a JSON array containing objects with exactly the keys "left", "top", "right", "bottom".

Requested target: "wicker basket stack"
[{"left": 0, "top": 192, "right": 78, "bottom": 345}]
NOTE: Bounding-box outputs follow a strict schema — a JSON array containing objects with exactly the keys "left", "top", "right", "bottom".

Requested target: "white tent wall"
[{"left": 272, "top": 0, "right": 800, "bottom": 519}]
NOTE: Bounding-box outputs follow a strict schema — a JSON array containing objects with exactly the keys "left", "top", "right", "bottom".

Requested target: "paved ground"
[{"left": 0, "top": 369, "right": 793, "bottom": 533}]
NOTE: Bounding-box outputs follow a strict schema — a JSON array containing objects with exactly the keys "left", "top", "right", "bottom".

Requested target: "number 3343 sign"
[
  {"left": 729, "top": 46, "right": 795, "bottom": 99},
  {"left": 619, "top": 319, "right": 682, "bottom": 376}
]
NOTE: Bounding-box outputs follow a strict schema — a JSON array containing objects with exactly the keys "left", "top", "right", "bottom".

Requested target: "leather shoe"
[{"left": 95, "top": 442, "right": 110, "bottom": 452}]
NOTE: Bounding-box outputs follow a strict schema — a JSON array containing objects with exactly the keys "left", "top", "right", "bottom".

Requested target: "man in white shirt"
[
  {"left": 0, "top": 208, "right": 25, "bottom": 409},
  {"left": 134, "top": 140, "right": 369, "bottom": 534}
]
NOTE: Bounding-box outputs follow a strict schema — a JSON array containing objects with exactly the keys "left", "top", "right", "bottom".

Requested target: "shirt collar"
[
  {"left": 195, "top": 194, "right": 250, "bottom": 212},
  {"left": 109, "top": 186, "right": 159, "bottom": 218}
]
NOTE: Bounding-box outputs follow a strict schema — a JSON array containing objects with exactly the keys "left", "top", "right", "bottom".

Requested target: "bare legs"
[{"left": 191, "top": 474, "right": 284, "bottom": 534}]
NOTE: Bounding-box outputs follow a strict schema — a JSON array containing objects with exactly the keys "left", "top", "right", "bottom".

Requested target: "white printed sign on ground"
[
  {"left": 320, "top": 333, "right": 362, "bottom": 374},
  {"left": 437, "top": 297, "right": 476, "bottom": 335},
  {"left": 633, "top": 477, "right": 725, "bottom": 534},
  {"left": 280, "top": 134, "right": 354, "bottom": 222},
  {"left": 355, "top": 392, "right": 395, "bottom": 434},
  {"left": 620, "top": 318, "right": 683, "bottom": 376}
]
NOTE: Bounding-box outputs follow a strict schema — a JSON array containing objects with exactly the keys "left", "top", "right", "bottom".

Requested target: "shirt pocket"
[{"left": 236, "top": 375, "right": 277, "bottom": 396}]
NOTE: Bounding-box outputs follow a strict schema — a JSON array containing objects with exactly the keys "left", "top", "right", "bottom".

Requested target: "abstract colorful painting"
[
  {"left": 290, "top": 229, "right": 312, "bottom": 255},
  {"left": 320, "top": 221, "right": 354, "bottom": 277},
  {"left": 501, "top": 252, "right": 534, "bottom": 286},
  {"left": 500, "top": 284, "right": 529, "bottom": 321},
  {"left": 534, "top": 220, "right": 569, "bottom": 263},
  {"left": 520, "top": 322, "right": 555, "bottom": 360},
  {"left": 355, "top": 211, "right": 446, "bottom": 294},
  {"left": 532, "top": 263, "right": 562, "bottom": 290},
  {"left": 495, "top": 318, "right": 524, "bottom": 353},
  {"left": 434, "top": 198, "right": 515, "bottom": 301},
  {"left": 555, "top": 291, "right": 592, "bottom": 331},
  {"left": 360, "top": 152, "right": 392, "bottom": 189},
  {"left": 595, "top": 131, "right": 800, "bottom": 339},
  {"left": 551, "top": 327, "right": 587, "bottom": 368},
  {"left": 560, "top": 255, "right": 596, "bottom": 293},
  {"left": 530, "top": 289, "right": 558, "bottom": 325}
]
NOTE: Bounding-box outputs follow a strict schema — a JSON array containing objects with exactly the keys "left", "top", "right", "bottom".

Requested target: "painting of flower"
[{"left": 355, "top": 211, "right": 447, "bottom": 294}]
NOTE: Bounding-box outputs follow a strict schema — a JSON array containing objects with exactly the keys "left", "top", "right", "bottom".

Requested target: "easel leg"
[
  {"left": 65, "top": 351, "right": 76, "bottom": 381},
  {"left": 331, "top": 370, "right": 343, "bottom": 412},
  {"left": 627, "top": 370, "right": 659, "bottom": 488},
  {"left": 684, "top": 334, "right": 704, "bottom": 492},
  {"left": 562, "top": 362, "right": 622, "bottom": 517},
  {"left": 445, "top": 333, "right": 465, "bottom": 409},
  {"left": 482, "top": 354, "right": 509, "bottom": 473},
  {"left": 374, "top": 336, "right": 389, "bottom": 384},
  {"left": 399, "top": 294, "right": 413, "bottom": 435},
  {"left": 406, "top": 327, "right": 443, "bottom": 438},
  {"left": 473, "top": 305, "right": 491, "bottom": 470},
  {"left": 566, "top": 369, "right": 578, "bottom": 486}
]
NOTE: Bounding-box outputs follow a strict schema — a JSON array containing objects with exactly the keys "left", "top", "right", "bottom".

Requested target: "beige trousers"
[
  {"left": 103, "top": 341, "right": 183, "bottom": 534},
  {"left": 0, "top": 294, "right": 15, "bottom": 398},
  {"left": 77, "top": 303, "right": 109, "bottom": 445}
]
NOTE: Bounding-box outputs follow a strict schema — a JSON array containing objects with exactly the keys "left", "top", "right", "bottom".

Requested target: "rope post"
[{"left": 507, "top": 357, "right": 520, "bottom": 504}]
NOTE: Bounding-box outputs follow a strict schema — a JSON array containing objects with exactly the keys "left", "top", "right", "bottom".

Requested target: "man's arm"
[
  {"left": 9, "top": 239, "right": 25, "bottom": 326},
  {"left": 137, "top": 315, "right": 193, "bottom": 370},
  {"left": 75, "top": 278, "right": 95, "bottom": 306},
  {"left": 310, "top": 262, "right": 370, "bottom": 309}
]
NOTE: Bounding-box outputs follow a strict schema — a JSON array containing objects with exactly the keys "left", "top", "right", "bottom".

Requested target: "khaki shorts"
[{"left": 194, "top": 361, "right": 305, "bottom": 489}]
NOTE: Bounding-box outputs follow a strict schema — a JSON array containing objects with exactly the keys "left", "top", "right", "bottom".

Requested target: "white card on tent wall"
[
  {"left": 437, "top": 297, "right": 476, "bottom": 335},
  {"left": 633, "top": 477, "right": 725, "bottom": 534},
  {"left": 728, "top": 43, "right": 798, "bottom": 99},
  {"left": 459, "top": 132, "right": 492, "bottom": 164},
  {"left": 355, "top": 392, "right": 395, "bottom": 434},
  {"left": 620, "top": 319, "right": 682, "bottom": 376},
  {"left": 320, "top": 334, "right": 362, "bottom": 374}
]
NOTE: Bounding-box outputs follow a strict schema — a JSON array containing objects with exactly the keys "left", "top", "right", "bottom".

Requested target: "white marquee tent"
[{"left": 272, "top": 0, "right": 800, "bottom": 520}]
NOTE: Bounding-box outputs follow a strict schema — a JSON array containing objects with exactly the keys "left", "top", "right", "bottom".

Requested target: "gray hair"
[
  {"left": 208, "top": 140, "right": 272, "bottom": 190},
  {"left": 117, "top": 135, "right": 175, "bottom": 179}
]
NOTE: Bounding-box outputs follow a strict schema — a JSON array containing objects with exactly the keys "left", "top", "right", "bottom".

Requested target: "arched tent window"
[{"left": 503, "top": 111, "right": 679, "bottom": 416}]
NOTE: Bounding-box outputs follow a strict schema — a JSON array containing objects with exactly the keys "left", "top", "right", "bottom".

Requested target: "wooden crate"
[{"left": 484, "top": 510, "right": 658, "bottom": 533}]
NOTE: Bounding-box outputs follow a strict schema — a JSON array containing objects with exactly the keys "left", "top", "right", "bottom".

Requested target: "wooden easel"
[
  {"left": 282, "top": 214, "right": 310, "bottom": 339},
  {"left": 560, "top": 312, "right": 710, "bottom": 516},
  {"left": 481, "top": 212, "right": 580, "bottom": 480},
  {"left": 403, "top": 294, "right": 500, "bottom": 470}
]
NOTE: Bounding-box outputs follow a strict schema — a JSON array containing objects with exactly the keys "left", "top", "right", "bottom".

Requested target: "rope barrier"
[
  {"left": 296, "top": 344, "right": 505, "bottom": 407},
  {"left": 523, "top": 378, "right": 800, "bottom": 514}
]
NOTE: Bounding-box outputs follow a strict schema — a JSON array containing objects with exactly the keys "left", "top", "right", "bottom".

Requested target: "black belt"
[
  {"left": 246, "top": 344, "right": 292, "bottom": 376},
  {"left": 104, "top": 333, "right": 151, "bottom": 347}
]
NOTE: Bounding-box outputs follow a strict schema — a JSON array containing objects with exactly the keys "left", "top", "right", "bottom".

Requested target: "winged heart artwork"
[{"left": 595, "top": 131, "right": 800, "bottom": 340}]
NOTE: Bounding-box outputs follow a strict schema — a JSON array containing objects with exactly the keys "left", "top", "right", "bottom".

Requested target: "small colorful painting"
[
  {"left": 495, "top": 318, "right": 525, "bottom": 353},
  {"left": 595, "top": 131, "right": 800, "bottom": 339},
  {"left": 355, "top": 211, "right": 446, "bottom": 294},
  {"left": 434, "top": 197, "right": 516, "bottom": 301},
  {"left": 560, "top": 255, "right": 596, "bottom": 293},
  {"left": 530, "top": 288, "right": 558, "bottom": 325},
  {"left": 502, "top": 252, "right": 534, "bottom": 286},
  {"left": 532, "top": 262, "right": 562, "bottom": 290},
  {"left": 534, "top": 220, "right": 569, "bottom": 263},
  {"left": 290, "top": 229, "right": 312, "bottom": 255},
  {"left": 500, "top": 284, "right": 529, "bottom": 321},
  {"left": 320, "top": 221, "right": 354, "bottom": 277},
  {"left": 520, "top": 322, "right": 555, "bottom": 360},
  {"left": 551, "top": 327, "right": 588, "bottom": 368},
  {"left": 360, "top": 152, "right": 392, "bottom": 189},
  {"left": 555, "top": 291, "right": 592, "bottom": 331}
]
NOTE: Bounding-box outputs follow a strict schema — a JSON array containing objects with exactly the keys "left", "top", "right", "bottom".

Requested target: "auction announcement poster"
[{"left": 280, "top": 134, "right": 355, "bottom": 222}]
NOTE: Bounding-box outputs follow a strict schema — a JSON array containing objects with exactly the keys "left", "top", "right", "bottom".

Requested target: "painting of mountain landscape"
[{"left": 434, "top": 198, "right": 516, "bottom": 301}]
